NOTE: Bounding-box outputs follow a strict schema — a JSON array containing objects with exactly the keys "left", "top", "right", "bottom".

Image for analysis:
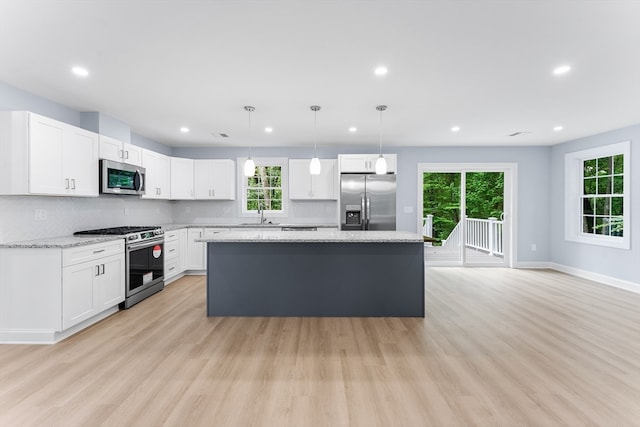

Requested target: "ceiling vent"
[{"left": 509, "top": 131, "right": 532, "bottom": 137}]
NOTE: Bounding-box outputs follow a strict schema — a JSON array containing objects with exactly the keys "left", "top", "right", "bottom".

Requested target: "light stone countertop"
[
  {"left": 0, "top": 223, "right": 341, "bottom": 248},
  {"left": 161, "top": 223, "right": 338, "bottom": 231},
  {"left": 0, "top": 235, "right": 124, "bottom": 249},
  {"left": 196, "top": 230, "right": 423, "bottom": 243}
]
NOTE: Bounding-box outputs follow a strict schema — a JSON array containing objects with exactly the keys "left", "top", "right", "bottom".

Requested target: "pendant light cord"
[
  {"left": 314, "top": 109, "right": 318, "bottom": 157},
  {"left": 379, "top": 108, "right": 383, "bottom": 155}
]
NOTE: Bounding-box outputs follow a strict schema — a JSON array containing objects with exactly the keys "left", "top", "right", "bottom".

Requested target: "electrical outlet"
[
  {"left": 34, "top": 209, "right": 47, "bottom": 221},
  {"left": 531, "top": 243, "right": 537, "bottom": 251}
]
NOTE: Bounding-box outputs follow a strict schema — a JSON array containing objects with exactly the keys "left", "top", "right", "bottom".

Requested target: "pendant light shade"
[
  {"left": 309, "top": 157, "right": 321, "bottom": 175},
  {"left": 375, "top": 154, "right": 387, "bottom": 175},
  {"left": 243, "top": 157, "right": 256, "bottom": 177},
  {"left": 243, "top": 106, "right": 256, "bottom": 177},
  {"left": 309, "top": 105, "right": 321, "bottom": 175},
  {"left": 375, "top": 105, "right": 387, "bottom": 175}
]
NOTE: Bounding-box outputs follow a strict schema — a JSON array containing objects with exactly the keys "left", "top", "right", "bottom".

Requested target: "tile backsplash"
[
  {"left": 0, "top": 196, "right": 173, "bottom": 243},
  {"left": 0, "top": 196, "right": 338, "bottom": 243}
]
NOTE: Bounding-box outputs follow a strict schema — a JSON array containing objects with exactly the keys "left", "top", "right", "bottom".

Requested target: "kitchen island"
[{"left": 198, "top": 230, "right": 424, "bottom": 317}]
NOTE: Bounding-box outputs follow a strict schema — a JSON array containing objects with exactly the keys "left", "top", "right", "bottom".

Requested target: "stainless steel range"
[{"left": 74, "top": 226, "right": 165, "bottom": 308}]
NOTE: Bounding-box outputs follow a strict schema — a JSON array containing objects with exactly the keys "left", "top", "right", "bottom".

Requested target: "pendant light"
[
  {"left": 243, "top": 106, "right": 256, "bottom": 177},
  {"left": 375, "top": 105, "right": 388, "bottom": 175},
  {"left": 309, "top": 105, "right": 321, "bottom": 175}
]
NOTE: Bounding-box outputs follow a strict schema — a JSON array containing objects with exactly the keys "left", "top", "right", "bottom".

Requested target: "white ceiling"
[{"left": 1, "top": 0, "right": 639, "bottom": 149}]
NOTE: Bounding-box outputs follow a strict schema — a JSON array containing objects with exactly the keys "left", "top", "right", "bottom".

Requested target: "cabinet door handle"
[
  {"left": 169, "top": 248, "right": 176, "bottom": 253},
  {"left": 70, "top": 179, "right": 76, "bottom": 189},
  {"left": 95, "top": 265, "right": 100, "bottom": 276},
  {"left": 169, "top": 266, "right": 176, "bottom": 271},
  {"left": 65, "top": 178, "right": 70, "bottom": 189},
  {"left": 93, "top": 249, "right": 106, "bottom": 254},
  {"left": 101, "top": 264, "right": 105, "bottom": 275},
  {"left": 119, "top": 149, "right": 124, "bottom": 159},
  {"left": 124, "top": 150, "right": 129, "bottom": 159},
  {"left": 212, "top": 189, "right": 215, "bottom": 197}
]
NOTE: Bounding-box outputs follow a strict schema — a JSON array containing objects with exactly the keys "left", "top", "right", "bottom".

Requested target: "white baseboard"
[
  {"left": 549, "top": 262, "right": 639, "bottom": 293},
  {"left": 515, "top": 262, "right": 552, "bottom": 269}
]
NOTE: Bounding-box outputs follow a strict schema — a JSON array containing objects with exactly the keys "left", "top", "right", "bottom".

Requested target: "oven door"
[{"left": 126, "top": 238, "right": 164, "bottom": 297}]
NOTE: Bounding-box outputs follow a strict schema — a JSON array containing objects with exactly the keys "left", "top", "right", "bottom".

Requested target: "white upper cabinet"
[
  {"left": 194, "top": 159, "right": 236, "bottom": 200},
  {"left": 141, "top": 148, "right": 171, "bottom": 199},
  {"left": 338, "top": 154, "right": 397, "bottom": 174},
  {"left": 170, "top": 157, "right": 194, "bottom": 200},
  {"left": 99, "top": 135, "right": 142, "bottom": 166},
  {"left": 289, "top": 159, "right": 338, "bottom": 200},
  {"left": 0, "top": 111, "right": 98, "bottom": 196}
]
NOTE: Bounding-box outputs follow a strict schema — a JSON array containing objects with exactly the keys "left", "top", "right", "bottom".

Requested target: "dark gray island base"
[{"left": 203, "top": 231, "right": 425, "bottom": 317}]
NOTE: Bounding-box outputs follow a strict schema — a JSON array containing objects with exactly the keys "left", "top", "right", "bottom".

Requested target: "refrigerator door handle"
[
  {"left": 361, "top": 196, "right": 366, "bottom": 230},
  {"left": 366, "top": 197, "right": 371, "bottom": 229}
]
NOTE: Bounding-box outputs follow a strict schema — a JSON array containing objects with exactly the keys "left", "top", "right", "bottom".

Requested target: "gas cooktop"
[{"left": 74, "top": 226, "right": 161, "bottom": 236}]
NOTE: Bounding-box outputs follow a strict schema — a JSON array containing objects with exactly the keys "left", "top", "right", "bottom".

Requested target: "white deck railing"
[{"left": 423, "top": 216, "right": 503, "bottom": 256}]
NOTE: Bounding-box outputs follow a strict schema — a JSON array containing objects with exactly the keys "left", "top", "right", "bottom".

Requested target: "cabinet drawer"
[
  {"left": 164, "top": 240, "right": 179, "bottom": 260},
  {"left": 63, "top": 240, "right": 124, "bottom": 267},
  {"left": 164, "top": 230, "right": 180, "bottom": 242},
  {"left": 165, "top": 258, "right": 180, "bottom": 278}
]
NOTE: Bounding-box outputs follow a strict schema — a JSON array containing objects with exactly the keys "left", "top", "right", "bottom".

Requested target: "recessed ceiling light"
[
  {"left": 180, "top": 127, "right": 189, "bottom": 133},
  {"left": 553, "top": 126, "right": 564, "bottom": 131},
  {"left": 553, "top": 65, "right": 571, "bottom": 75},
  {"left": 71, "top": 66, "right": 89, "bottom": 77},
  {"left": 374, "top": 66, "right": 388, "bottom": 76},
  {"left": 265, "top": 127, "right": 273, "bottom": 133},
  {"left": 451, "top": 126, "right": 461, "bottom": 132},
  {"left": 349, "top": 127, "right": 357, "bottom": 133}
]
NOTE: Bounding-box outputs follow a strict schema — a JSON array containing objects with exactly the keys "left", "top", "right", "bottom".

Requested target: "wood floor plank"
[{"left": 1, "top": 269, "right": 639, "bottom": 427}]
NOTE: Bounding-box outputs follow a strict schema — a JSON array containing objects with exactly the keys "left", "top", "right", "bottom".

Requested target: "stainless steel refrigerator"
[{"left": 340, "top": 174, "right": 396, "bottom": 230}]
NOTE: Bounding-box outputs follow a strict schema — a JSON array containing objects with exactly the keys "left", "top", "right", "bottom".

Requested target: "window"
[
  {"left": 240, "top": 158, "right": 288, "bottom": 216},
  {"left": 565, "top": 141, "right": 630, "bottom": 249}
]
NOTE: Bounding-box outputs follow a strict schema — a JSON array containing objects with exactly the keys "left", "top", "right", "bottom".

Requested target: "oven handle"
[{"left": 126, "top": 238, "right": 164, "bottom": 251}]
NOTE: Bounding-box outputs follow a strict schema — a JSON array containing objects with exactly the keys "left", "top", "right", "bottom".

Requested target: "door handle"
[
  {"left": 65, "top": 178, "right": 70, "bottom": 189},
  {"left": 124, "top": 150, "right": 129, "bottom": 159},
  {"left": 119, "top": 149, "right": 124, "bottom": 159},
  {"left": 361, "top": 197, "right": 366, "bottom": 230},
  {"left": 366, "top": 197, "right": 371, "bottom": 229},
  {"left": 70, "top": 179, "right": 76, "bottom": 189},
  {"left": 95, "top": 265, "right": 100, "bottom": 276}
]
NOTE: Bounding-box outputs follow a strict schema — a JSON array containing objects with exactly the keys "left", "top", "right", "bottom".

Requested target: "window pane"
[
  {"left": 583, "top": 159, "right": 597, "bottom": 177},
  {"left": 582, "top": 216, "right": 594, "bottom": 233},
  {"left": 583, "top": 178, "right": 596, "bottom": 195},
  {"left": 594, "top": 217, "right": 608, "bottom": 235},
  {"left": 613, "top": 175, "right": 623, "bottom": 194},
  {"left": 582, "top": 197, "right": 595, "bottom": 215},
  {"left": 597, "top": 157, "right": 611, "bottom": 176},
  {"left": 597, "top": 177, "right": 611, "bottom": 194},
  {"left": 611, "top": 197, "right": 623, "bottom": 215},
  {"left": 595, "top": 197, "right": 610, "bottom": 215},
  {"left": 613, "top": 154, "right": 624, "bottom": 174},
  {"left": 610, "top": 217, "right": 624, "bottom": 237}
]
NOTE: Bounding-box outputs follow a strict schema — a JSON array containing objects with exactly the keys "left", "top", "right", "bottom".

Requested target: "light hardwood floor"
[{"left": 1, "top": 268, "right": 639, "bottom": 427}]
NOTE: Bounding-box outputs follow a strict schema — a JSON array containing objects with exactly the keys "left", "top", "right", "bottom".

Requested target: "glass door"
[
  {"left": 464, "top": 172, "right": 505, "bottom": 265},
  {"left": 420, "top": 164, "right": 512, "bottom": 267},
  {"left": 422, "top": 172, "right": 462, "bottom": 264}
]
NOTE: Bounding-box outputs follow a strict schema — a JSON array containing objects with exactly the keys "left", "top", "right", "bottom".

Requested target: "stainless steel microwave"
[{"left": 100, "top": 159, "right": 145, "bottom": 195}]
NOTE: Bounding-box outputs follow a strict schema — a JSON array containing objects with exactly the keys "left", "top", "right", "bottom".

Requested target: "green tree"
[{"left": 423, "top": 172, "right": 503, "bottom": 245}]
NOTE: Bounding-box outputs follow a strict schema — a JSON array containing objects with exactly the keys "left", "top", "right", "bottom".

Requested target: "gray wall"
[
  {"left": 176, "top": 145, "right": 552, "bottom": 263},
  {"left": 549, "top": 125, "right": 640, "bottom": 283}
]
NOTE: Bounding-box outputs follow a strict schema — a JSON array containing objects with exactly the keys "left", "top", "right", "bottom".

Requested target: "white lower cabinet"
[
  {"left": 186, "top": 228, "right": 229, "bottom": 271},
  {"left": 0, "top": 240, "right": 125, "bottom": 344},
  {"left": 62, "top": 251, "right": 124, "bottom": 329},
  {"left": 164, "top": 228, "right": 187, "bottom": 282}
]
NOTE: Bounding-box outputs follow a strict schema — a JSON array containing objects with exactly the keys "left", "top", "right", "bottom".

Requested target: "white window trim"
[
  {"left": 238, "top": 157, "right": 289, "bottom": 217},
  {"left": 564, "top": 141, "right": 630, "bottom": 249}
]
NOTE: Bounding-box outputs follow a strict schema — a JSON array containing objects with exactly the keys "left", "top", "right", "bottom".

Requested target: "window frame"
[
  {"left": 238, "top": 157, "right": 289, "bottom": 217},
  {"left": 564, "top": 141, "right": 630, "bottom": 249}
]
